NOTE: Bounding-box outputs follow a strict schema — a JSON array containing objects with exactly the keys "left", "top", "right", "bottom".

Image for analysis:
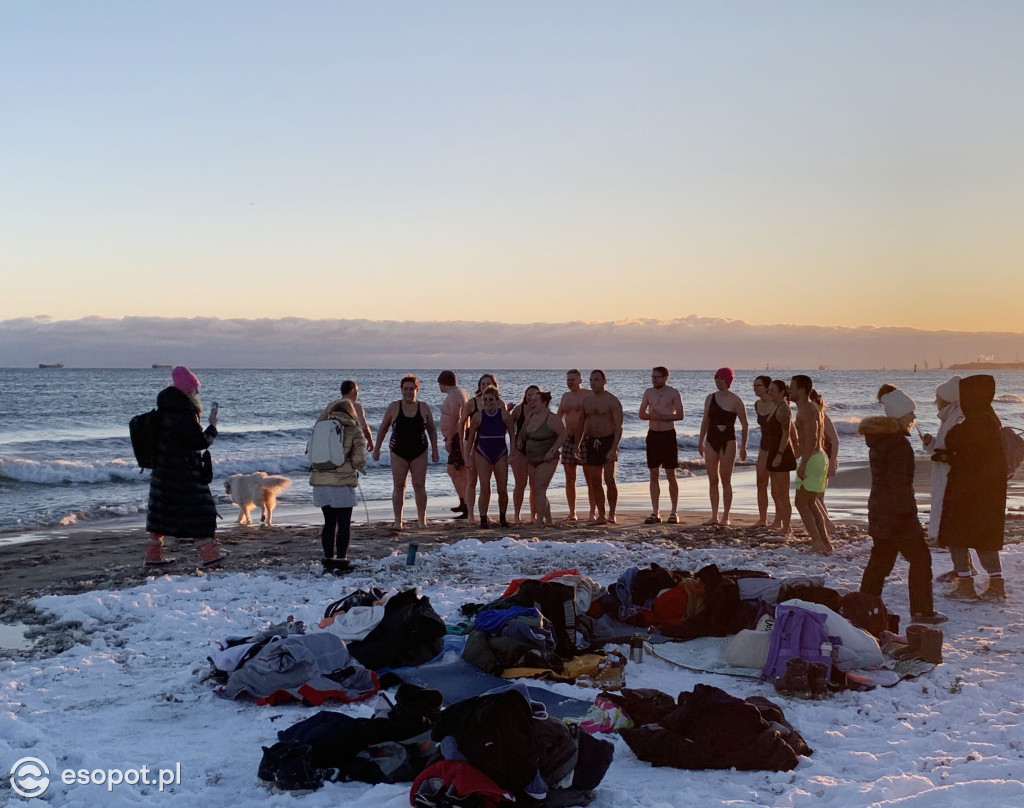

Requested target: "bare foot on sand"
[
  {"left": 702, "top": 518, "right": 720, "bottom": 526},
  {"left": 566, "top": 513, "right": 578, "bottom": 522},
  {"left": 593, "top": 516, "right": 607, "bottom": 526},
  {"left": 607, "top": 514, "right": 617, "bottom": 525},
  {"left": 753, "top": 520, "right": 768, "bottom": 527}
]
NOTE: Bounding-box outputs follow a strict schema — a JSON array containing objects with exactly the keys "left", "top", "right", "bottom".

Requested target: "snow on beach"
[{"left": 2, "top": 534, "right": 1024, "bottom": 807}]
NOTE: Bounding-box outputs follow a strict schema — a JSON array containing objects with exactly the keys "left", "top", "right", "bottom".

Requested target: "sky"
[{"left": 2, "top": 2, "right": 1023, "bottom": 346}]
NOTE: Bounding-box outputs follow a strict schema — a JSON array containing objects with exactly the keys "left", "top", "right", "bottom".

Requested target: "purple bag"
[{"left": 761, "top": 604, "right": 832, "bottom": 682}]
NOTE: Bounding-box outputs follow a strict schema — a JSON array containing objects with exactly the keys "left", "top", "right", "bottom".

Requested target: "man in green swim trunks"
[{"left": 790, "top": 374, "right": 833, "bottom": 554}]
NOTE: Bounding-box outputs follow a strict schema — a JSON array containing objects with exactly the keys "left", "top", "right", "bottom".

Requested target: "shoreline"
[{"left": 2, "top": 459, "right": 1021, "bottom": 606}]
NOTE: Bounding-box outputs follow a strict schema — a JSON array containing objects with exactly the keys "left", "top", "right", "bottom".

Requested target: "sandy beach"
[{"left": 3, "top": 459, "right": 1020, "bottom": 608}]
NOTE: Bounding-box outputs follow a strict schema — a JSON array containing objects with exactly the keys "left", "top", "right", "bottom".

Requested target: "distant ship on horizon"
[
  {"left": 152, "top": 363, "right": 172, "bottom": 369},
  {"left": 38, "top": 361, "right": 64, "bottom": 369}
]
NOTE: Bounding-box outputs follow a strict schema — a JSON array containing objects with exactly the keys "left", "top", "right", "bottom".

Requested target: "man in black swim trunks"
[
  {"left": 576, "top": 370, "right": 623, "bottom": 525},
  {"left": 639, "top": 366, "right": 685, "bottom": 524}
]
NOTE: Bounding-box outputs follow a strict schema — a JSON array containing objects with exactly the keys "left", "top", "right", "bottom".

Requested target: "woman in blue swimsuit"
[
  {"left": 465, "top": 386, "right": 514, "bottom": 528},
  {"left": 373, "top": 375, "right": 439, "bottom": 529}
]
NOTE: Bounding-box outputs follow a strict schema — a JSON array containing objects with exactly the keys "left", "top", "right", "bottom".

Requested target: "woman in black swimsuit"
[
  {"left": 698, "top": 368, "right": 749, "bottom": 526},
  {"left": 765, "top": 380, "right": 797, "bottom": 535},
  {"left": 752, "top": 375, "right": 774, "bottom": 527},
  {"left": 508, "top": 385, "right": 539, "bottom": 524},
  {"left": 373, "top": 375, "right": 439, "bottom": 529},
  {"left": 457, "top": 373, "right": 499, "bottom": 522}
]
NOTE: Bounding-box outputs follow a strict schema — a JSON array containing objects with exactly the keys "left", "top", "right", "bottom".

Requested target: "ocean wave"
[
  {"left": 830, "top": 417, "right": 864, "bottom": 435},
  {"left": 994, "top": 394, "right": 1024, "bottom": 404},
  {"left": 0, "top": 456, "right": 144, "bottom": 485},
  {"left": 57, "top": 502, "right": 146, "bottom": 526},
  {"left": 617, "top": 434, "right": 707, "bottom": 451}
]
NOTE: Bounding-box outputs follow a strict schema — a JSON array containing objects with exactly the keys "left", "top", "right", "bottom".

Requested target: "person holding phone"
[{"left": 145, "top": 366, "right": 227, "bottom": 567}]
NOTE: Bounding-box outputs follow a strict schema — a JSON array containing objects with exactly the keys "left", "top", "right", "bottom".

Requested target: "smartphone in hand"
[{"left": 210, "top": 401, "right": 219, "bottom": 417}]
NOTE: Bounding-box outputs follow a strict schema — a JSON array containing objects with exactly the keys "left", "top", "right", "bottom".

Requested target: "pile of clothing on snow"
[
  {"left": 257, "top": 682, "right": 615, "bottom": 806},
  {"left": 593, "top": 685, "right": 811, "bottom": 772},
  {"left": 207, "top": 587, "right": 446, "bottom": 706}
]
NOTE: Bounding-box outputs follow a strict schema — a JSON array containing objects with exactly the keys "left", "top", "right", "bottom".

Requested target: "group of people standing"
[
  {"left": 143, "top": 364, "right": 1011, "bottom": 606},
  {"left": 858, "top": 374, "right": 1009, "bottom": 622},
  {"left": 690, "top": 369, "right": 837, "bottom": 557},
  {"left": 437, "top": 370, "right": 625, "bottom": 529}
]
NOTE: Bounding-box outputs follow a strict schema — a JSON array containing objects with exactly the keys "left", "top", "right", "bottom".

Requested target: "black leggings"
[{"left": 321, "top": 506, "right": 353, "bottom": 559}]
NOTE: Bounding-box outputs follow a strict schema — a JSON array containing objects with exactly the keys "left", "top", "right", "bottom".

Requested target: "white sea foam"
[{"left": 0, "top": 456, "right": 141, "bottom": 484}]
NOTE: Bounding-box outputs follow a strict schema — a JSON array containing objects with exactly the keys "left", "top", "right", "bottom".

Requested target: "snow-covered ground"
[{"left": 2, "top": 534, "right": 1023, "bottom": 807}]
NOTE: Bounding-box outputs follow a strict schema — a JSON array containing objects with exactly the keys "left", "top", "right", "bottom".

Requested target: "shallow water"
[{"left": 1, "top": 367, "right": 1021, "bottom": 534}]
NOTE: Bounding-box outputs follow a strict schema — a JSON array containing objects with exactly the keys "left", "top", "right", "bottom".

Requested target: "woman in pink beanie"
[{"left": 144, "top": 366, "right": 227, "bottom": 568}]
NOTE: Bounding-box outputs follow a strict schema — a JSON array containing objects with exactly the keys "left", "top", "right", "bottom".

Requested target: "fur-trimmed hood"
[{"left": 858, "top": 415, "right": 911, "bottom": 437}]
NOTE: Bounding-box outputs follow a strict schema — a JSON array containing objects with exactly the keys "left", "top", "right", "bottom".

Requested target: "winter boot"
[
  {"left": 947, "top": 575, "right": 979, "bottom": 600},
  {"left": 775, "top": 657, "right": 809, "bottom": 695},
  {"left": 196, "top": 539, "right": 228, "bottom": 568},
  {"left": 807, "top": 662, "right": 829, "bottom": 698},
  {"left": 910, "top": 610, "right": 948, "bottom": 625},
  {"left": 917, "top": 627, "right": 943, "bottom": 665},
  {"left": 256, "top": 741, "right": 293, "bottom": 788},
  {"left": 144, "top": 537, "right": 175, "bottom": 567},
  {"left": 893, "top": 624, "right": 925, "bottom": 660},
  {"left": 979, "top": 577, "right": 1007, "bottom": 602},
  {"left": 271, "top": 743, "right": 322, "bottom": 795}
]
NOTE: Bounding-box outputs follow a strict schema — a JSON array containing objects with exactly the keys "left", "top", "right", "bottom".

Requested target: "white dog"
[{"left": 224, "top": 472, "right": 292, "bottom": 526}]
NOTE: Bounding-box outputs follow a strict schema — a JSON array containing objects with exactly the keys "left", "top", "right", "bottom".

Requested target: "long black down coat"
[
  {"left": 938, "top": 375, "right": 1006, "bottom": 552},
  {"left": 146, "top": 386, "right": 218, "bottom": 538}
]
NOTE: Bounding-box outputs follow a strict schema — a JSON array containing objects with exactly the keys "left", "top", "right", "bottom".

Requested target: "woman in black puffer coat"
[
  {"left": 858, "top": 385, "right": 945, "bottom": 624},
  {"left": 145, "top": 366, "right": 225, "bottom": 567}
]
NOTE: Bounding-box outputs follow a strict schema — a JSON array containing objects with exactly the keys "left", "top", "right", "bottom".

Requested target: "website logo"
[{"left": 10, "top": 756, "right": 51, "bottom": 798}]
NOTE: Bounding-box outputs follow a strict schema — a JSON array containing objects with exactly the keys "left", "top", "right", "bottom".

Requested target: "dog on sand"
[{"left": 224, "top": 472, "right": 292, "bottom": 526}]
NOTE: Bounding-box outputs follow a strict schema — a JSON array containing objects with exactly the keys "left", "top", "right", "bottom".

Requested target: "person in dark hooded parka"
[
  {"left": 145, "top": 366, "right": 226, "bottom": 568},
  {"left": 939, "top": 374, "right": 1007, "bottom": 601},
  {"left": 858, "top": 385, "right": 945, "bottom": 624}
]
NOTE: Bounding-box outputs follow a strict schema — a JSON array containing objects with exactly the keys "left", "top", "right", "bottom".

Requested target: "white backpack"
[{"left": 306, "top": 420, "right": 346, "bottom": 470}]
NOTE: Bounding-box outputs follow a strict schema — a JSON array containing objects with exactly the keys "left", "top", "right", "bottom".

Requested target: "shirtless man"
[
  {"left": 639, "top": 366, "right": 684, "bottom": 524},
  {"left": 698, "top": 368, "right": 748, "bottom": 526},
  {"left": 319, "top": 380, "right": 373, "bottom": 448},
  {"left": 437, "top": 370, "right": 470, "bottom": 519},
  {"left": 576, "top": 370, "right": 623, "bottom": 525},
  {"left": 790, "top": 374, "right": 833, "bottom": 554},
  {"left": 556, "top": 369, "right": 595, "bottom": 520}
]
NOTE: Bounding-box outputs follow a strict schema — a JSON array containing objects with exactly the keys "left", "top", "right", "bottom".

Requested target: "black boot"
[{"left": 270, "top": 743, "right": 322, "bottom": 795}]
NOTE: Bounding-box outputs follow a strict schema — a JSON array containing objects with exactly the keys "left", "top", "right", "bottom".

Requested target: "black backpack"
[{"left": 128, "top": 410, "right": 160, "bottom": 470}]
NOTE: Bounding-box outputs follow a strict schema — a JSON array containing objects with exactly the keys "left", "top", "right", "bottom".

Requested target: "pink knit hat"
[
  {"left": 714, "top": 367, "right": 736, "bottom": 387},
  {"left": 171, "top": 366, "right": 200, "bottom": 394}
]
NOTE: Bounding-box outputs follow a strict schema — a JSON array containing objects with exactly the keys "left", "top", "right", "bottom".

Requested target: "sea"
[{"left": 1, "top": 367, "right": 1022, "bottom": 538}]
